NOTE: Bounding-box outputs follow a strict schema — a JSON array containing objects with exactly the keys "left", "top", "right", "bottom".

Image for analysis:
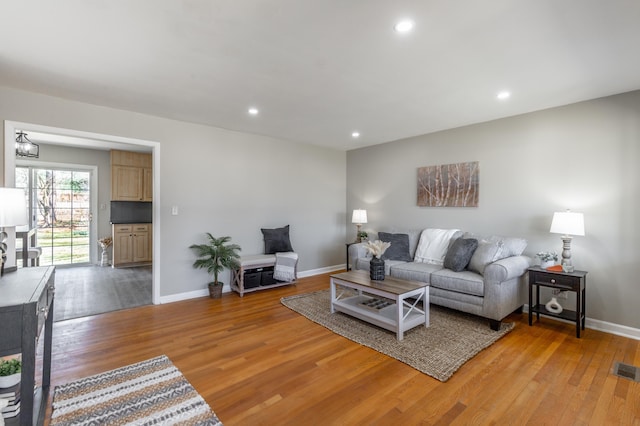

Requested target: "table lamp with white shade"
[
  {"left": 0, "top": 187, "right": 28, "bottom": 276},
  {"left": 351, "top": 209, "right": 367, "bottom": 243},
  {"left": 550, "top": 210, "right": 585, "bottom": 273}
]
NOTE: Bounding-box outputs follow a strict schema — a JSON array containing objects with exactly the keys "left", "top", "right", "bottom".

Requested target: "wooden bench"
[{"left": 230, "top": 254, "right": 297, "bottom": 297}]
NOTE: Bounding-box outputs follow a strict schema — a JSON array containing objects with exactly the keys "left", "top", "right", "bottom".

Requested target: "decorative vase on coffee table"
[{"left": 370, "top": 256, "right": 385, "bottom": 281}]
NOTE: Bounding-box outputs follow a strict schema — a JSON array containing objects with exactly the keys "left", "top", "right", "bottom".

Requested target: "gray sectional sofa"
[{"left": 349, "top": 229, "right": 533, "bottom": 330}]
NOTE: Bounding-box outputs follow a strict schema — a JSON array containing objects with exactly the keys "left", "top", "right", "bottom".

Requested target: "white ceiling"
[{"left": 2, "top": 1, "right": 639, "bottom": 151}]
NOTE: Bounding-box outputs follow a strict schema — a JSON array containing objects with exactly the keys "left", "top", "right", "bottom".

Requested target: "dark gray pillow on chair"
[
  {"left": 261, "top": 225, "right": 294, "bottom": 254},
  {"left": 443, "top": 238, "right": 478, "bottom": 272},
  {"left": 378, "top": 232, "right": 412, "bottom": 262}
]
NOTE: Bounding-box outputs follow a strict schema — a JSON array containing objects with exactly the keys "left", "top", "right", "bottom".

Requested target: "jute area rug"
[
  {"left": 281, "top": 289, "right": 514, "bottom": 382},
  {"left": 50, "top": 355, "right": 222, "bottom": 426}
]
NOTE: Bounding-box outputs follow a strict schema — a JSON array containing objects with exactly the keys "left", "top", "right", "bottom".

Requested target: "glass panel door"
[{"left": 16, "top": 166, "right": 92, "bottom": 266}]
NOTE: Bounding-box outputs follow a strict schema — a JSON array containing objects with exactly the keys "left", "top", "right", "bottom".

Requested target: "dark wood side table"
[
  {"left": 0, "top": 266, "right": 55, "bottom": 425},
  {"left": 528, "top": 266, "right": 587, "bottom": 338},
  {"left": 345, "top": 242, "right": 356, "bottom": 271}
]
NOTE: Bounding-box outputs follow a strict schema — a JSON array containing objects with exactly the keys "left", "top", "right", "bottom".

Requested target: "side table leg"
[{"left": 528, "top": 282, "right": 533, "bottom": 326}]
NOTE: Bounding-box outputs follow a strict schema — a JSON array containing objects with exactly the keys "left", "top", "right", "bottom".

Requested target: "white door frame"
[{"left": 4, "top": 121, "right": 161, "bottom": 305}]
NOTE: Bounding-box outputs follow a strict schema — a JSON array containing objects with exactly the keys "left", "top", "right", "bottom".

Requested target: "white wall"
[
  {"left": 347, "top": 90, "right": 640, "bottom": 330},
  {"left": 1, "top": 86, "right": 347, "bottom": 298}
]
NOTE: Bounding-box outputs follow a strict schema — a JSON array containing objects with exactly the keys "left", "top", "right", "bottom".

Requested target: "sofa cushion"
[
  {"left": 414, "top": 228, "right": 461, "bottom": 265},
  {"left": 357, "top": 258, "right": 407, "bottom": 275},
  {"left": 443, "top": 238, "right": 478, "bottom": 272},
  {"left": 389, "top": 262, "right": 443, "bottom": 283},
  {"left": 261, "top": 225, "right": 294, "bottom": 254},
  {"left": 378, "top": 232, "right": 413, "bottom": 262},
  {"left": 468, "top": 239, "right": 503, "bottom": 275},
  {"left": 431, "top": 269, "right": 485, "bottom": 297}
]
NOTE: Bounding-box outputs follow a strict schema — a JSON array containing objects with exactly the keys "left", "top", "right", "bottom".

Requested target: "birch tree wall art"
[{"left": 417, "top": 161, "right": 479, "bottom": 207}]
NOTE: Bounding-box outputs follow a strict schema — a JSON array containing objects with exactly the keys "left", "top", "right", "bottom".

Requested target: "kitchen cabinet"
[
  {"left": 111, "top": 150, "right": 152, "bottom": 201},
  {"left": 112, "top": 224, "right": 152, "bottom": 267}
]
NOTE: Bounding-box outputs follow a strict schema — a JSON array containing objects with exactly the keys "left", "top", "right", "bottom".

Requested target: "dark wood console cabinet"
[{"left": 0, "top": 266, "right": 55, "bottom": 425}]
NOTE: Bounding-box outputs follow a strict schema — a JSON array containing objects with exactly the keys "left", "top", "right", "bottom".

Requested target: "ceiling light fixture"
[
  {"left": 497, "top": 91, "right": 511, "bottom": 100},
  {"left": 15, "top": 131, "right": 39, "bottom": 158},
  {"left": 394, "top": 20, "right": 414, "bottom": 33},
  {"left": 351, "top": 132, "right": 360, "bottom": 138},
  {"left": 248, "top": 107, "right": 259, "bottom": 115}
]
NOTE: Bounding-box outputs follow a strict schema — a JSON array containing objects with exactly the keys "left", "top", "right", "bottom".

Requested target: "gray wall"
[
  {"left": 1, "top": 86, "right": 347, "bottom": 298},
  {"left": 347, "top": 90, "right": 640, "bottom": 329}
]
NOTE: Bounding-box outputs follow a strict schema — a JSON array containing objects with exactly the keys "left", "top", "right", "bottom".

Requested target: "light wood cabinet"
[
  {"left": 111, "top": 150, "right": 152, "bottom": 201},
  {"left": 112, "top": 224, "right": 152, "bottom": 266}
]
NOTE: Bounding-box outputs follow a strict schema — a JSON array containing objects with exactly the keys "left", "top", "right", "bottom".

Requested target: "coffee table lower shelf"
[{"left": 333, "top": 295, "right": 426, "bottom": 335}]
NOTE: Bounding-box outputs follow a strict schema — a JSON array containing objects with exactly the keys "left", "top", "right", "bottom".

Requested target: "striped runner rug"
[{"left": 51, "top": 355, "right": 222, "bottom": 425}]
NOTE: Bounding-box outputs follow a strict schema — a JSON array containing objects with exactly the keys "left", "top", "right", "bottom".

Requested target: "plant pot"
[
  {"left": 0, "top": 372, "right": 20, "bottom": 388},
  {"left": 370, "top": 257, "right": 385, "bottom": 281},
  {"left": 208, "top": 283, "right": 223, "bottom": 299},
  {"left": 540, "top": 260, "right": 556, "bottom": 269}
]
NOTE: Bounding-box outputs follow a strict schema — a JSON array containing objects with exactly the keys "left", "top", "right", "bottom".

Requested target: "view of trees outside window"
[{"left": 16, "top": 167, "right": 91, "bottom": 266}]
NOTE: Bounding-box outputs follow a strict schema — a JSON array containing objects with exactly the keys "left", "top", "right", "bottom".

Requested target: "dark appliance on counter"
[{"left": 110, "top": 201, "right": 152, "bottom": 224}]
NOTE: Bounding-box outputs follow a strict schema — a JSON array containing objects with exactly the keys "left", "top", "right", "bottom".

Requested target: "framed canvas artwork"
[{"left": 417, "top": 161, "right": 479, "bottom": 207}]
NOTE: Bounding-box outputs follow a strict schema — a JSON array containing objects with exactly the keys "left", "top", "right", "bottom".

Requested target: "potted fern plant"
[{"left": 190, "top": 234, "right": 241, "bottom": 298}]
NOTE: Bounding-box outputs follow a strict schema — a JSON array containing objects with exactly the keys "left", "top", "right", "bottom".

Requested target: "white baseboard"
[
  {"left": 159, "top": 266, "right": 345, "bottom": 304},
  {"left": 524, "top": 305, "right": 640, "bottom": 341},
  {"left": 297, "top": 264, "right": 344, "bottom": 278},
  {"left": 160, "top": 288, "right": 209, "bottom": 304}
]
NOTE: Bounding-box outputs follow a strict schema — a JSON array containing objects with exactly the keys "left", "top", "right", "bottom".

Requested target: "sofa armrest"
[
  {"left": 348, "top": 242, "right": 371, "bottom": 262},
  {"left": 484, "top": 255, "right": 533, "bottom": 283}
]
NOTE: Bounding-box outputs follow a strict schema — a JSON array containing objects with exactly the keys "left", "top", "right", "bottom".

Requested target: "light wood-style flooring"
[{"left": 46, "top": 272, "right": 640, "bottom": 425}]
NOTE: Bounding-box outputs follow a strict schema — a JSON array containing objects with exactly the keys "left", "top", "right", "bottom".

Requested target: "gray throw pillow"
[
  {"left": 443, "top": 238, "right": 478, "bottom": 272},
  {"left": 261, "top": 225, "right": 294, "bottom": 254},
  {"left": 468, "top": 240, "right": 504, "bottom": 275},
  {"left": 378, "top": 232, "right": 412, "bottom": 262}
]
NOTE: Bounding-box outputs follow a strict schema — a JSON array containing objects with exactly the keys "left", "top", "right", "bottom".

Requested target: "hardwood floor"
[{"left": 45, "top": 272, "right": 640, "bottom": 425}]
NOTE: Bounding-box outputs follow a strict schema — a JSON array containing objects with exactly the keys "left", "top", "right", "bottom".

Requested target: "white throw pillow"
[{"left": 414, "top": 228, "right": 461, "bottom": 265}]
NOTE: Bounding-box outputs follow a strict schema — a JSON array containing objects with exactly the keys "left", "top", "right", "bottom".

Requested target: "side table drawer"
[
  {"left": 530, "top": 270, "right": 576, "bottom": 289},
  {"left": 37, "top": 282, "right": 53, "bottom": 339}
]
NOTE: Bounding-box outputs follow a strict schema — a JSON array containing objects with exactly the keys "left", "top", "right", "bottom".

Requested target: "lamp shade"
[
  {"left": 351, "top": 209, "right": 367, "bottom": 224},
  {"left": 0, "top": 188, "right": 28, "bottom": 227},
  {"left": 550, "top": 211, "right": 585, "bottom": 236}
]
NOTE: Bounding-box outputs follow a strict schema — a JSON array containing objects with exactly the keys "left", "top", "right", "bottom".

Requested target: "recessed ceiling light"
[
  {"left": 248, "top": 107, "right": 259, "bottom": 115},
  {"left": 496, "top": 91, "right": 511, "bottom": 100},
  {"left": 394, "top": 20, "right": 414, "bottom": 33},
  {"left": 352, "top": 132, "right": 360, "bottom": 138}
]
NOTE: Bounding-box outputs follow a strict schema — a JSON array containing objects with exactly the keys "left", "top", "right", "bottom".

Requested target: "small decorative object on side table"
[{"left": 528, "top": 266, "right": 588, "bottom": 338}]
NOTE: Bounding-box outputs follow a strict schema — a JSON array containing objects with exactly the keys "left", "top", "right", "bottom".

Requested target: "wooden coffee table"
[{"left": 330, "top": 270, "right": 429, "bottom": 341}]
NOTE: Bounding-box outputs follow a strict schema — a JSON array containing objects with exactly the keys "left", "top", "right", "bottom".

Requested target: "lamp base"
[{"left": 560, "top": 235, "right": 574, "bottom": 273}]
